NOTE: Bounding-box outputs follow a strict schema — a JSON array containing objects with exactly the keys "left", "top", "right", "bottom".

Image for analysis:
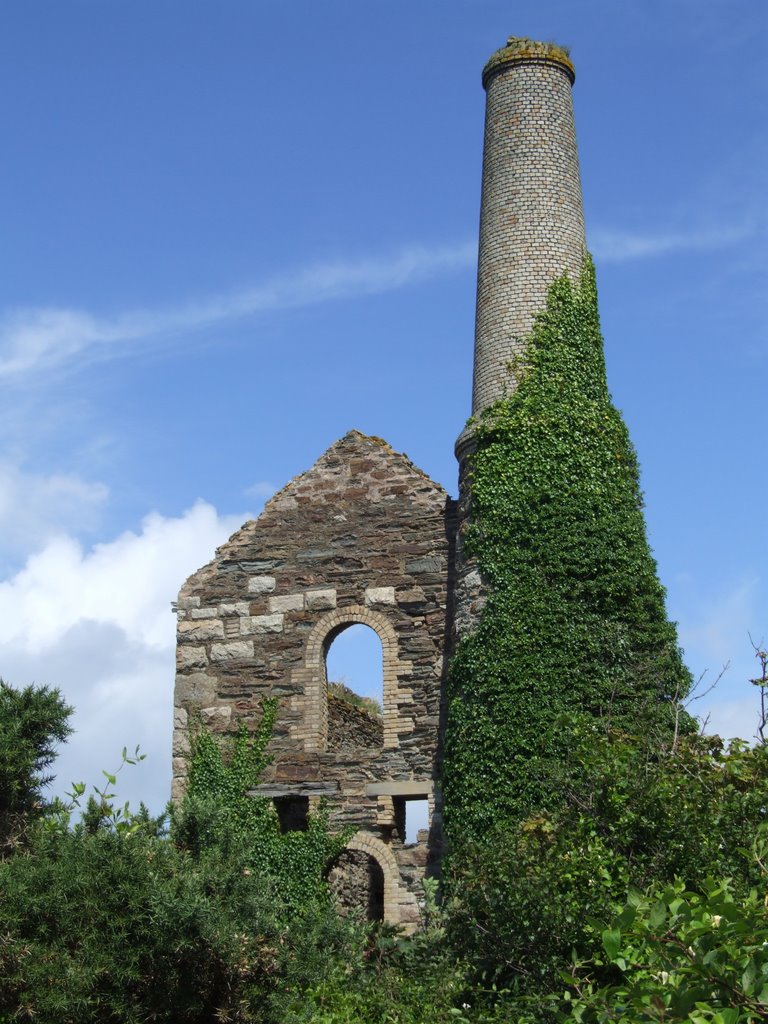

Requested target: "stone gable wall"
[{"left": 173, "top": 431, "right": 455, "bottom": 928}]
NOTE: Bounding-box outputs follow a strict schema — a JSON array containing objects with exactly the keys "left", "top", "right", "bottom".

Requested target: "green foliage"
[
  {"left": 175, "top": 699, "right": 349, "bottom": 912},
  {"left": 445, "top": 726, "right": 768, "bottom": 1009},
  {"left": 282, "top": 884, "right": 470, "bottom": 1024},
  {"left": 44, "top": 744, "right": 158, "bottom": 839},
  {"left": 0, "top": 696, "right": 359, "bottom": 1022},
  {"left": 561, "top": 874, "right": 768, "bottom": 1023},
  {"left": 0, "top": 814, "right": 359, "bottom": 1023},
  {"left": 0, "top": 680, "right": 72, "bottom": 854},
  {"left": 444, "top": 258, "right": 692, "bottom": 844},
  {"left": 328, "top": 680, "right": 383, "bottom": 718}
]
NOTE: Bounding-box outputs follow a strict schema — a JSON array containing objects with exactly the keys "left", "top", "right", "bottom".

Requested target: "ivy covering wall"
[
  {"left": 177, "top": 698, "right": 348, "bottom": 913},
  {"left": 444, "top": 258, "right": 692, "bottom": 844}
]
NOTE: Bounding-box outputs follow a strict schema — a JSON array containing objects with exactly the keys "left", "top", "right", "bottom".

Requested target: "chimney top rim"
[{"left": 482, "top": 37, "right": 575, "bottom": 89}]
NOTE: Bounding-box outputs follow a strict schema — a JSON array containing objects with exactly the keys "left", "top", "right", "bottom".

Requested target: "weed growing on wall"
[
  {"left": 175, "top": 698, "right": 348, "bottom": 912},
  {"left": 444, "top": 257, "right": 692, "bottom": 844}
]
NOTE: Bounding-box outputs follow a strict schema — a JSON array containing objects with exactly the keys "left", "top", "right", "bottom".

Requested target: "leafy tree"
[
  {"left": 445, "top": 726, "right": 768, "bottom": 1008},
  {"left": 0, "top": 680, "right": 72, "bottom": 854},
  {"left": 561, "top": 875, "right": 768, "bottom": 1023}
]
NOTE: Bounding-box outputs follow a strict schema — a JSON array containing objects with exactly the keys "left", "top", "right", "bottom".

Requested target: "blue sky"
[{"left": 0, "top": 0, "right": 765, "bottom": 813}]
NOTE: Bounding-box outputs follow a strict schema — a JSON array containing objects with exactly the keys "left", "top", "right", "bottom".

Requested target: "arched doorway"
[{"left": 327, "top": 848, "right": 385, "bottom": 922}]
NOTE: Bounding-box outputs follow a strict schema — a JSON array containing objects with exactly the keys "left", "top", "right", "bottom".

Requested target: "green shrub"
[
  {"left": 0, "top": 698, "right": 355, "bottom": 1022},
  {"left": 281, "top": 902, "right": 470, "bottom": 1024},
  {"left": 445, "top": 727, "right": 768, "bottom": 1008},
  {"left": 0, "top": 826, "right": 264, "bottom": 1022},
  {"left": 0, "top": 680, "right": 72, "bottom": 854},
  {"left": 560, "top": 874, "right": 768, "bottom": 1023}
]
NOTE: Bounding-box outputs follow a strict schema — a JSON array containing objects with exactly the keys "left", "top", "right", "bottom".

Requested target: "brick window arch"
[
  {"left": 344, "top": 831, "right": 419, "bottom": 928},
  {"left": 290, "top": 605, "right": 407, "bottom": 751},
  {"left": 325, "top": 624, "right": 384, "bottom": 751}
]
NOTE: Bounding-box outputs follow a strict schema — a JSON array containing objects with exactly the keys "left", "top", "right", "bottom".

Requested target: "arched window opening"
[
  {"left": 325, "top": 624, "right": 384, "bottom": 752},
  {"left": 327, "top": 849, "right": 385, "bottom": 922}
]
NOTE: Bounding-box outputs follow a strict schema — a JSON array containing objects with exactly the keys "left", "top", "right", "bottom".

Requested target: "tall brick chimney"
[
  {"left": 468, "top": 37, "right": 586, "bottom": 423},
  {"left": 453, "top": 37, "right": 587, "bottom": 636}
]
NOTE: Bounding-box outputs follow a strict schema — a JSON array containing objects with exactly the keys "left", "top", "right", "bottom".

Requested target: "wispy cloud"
[
  {"left": 0, "top": 460, "right": 108, "bottom": 562},
  {"left": 590, "top": 223, "right": 754, "bottom": 263},
  {"left": 0, "top": 242, "right": 476, "bottom": 379},
  {"left": 243, "top": 480, "right": 276, "bottom": 501},
  {"left": 4, "top": 221, "right": 749, "bottom": 379}
]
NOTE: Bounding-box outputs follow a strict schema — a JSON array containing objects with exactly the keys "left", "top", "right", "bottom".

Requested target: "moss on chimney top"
[{"left": 482, "top": 37, "right": 575, "bottom": 88}]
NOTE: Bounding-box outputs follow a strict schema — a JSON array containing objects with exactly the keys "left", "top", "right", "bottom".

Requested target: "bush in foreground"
[{"left": 446, "top": 726, "right": 768, "bottom": 1011}]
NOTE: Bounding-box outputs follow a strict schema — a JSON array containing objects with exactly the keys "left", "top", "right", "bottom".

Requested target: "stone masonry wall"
[
  {"left": 173, "top": 431, "right": 455, "bottom": 929},
  {"left": 327, "top": 695, "right": 383, "bottom": 752}
]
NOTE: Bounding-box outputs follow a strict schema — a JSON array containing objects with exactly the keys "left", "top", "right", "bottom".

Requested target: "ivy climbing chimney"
[{"left": 454, "top": 37, "right": 587, "bottom": 636}]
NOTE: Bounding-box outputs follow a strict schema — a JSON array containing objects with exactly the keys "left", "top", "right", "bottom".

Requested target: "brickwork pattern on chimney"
[
  {"left": 471, "top": 55, "right": 586, "bottom": 416},
  {"left": 454, "top": 43, "right": 588, "bottom": 641}
]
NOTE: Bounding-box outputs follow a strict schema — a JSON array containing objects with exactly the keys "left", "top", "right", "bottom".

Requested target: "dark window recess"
[
  {"left": 394, "top": 797, "right": 406, "bottom": 842},
  {"left": 367, "top": 856, "right": 385, "bottom": 921},
  {"left": 274, "top": 795, "right": 309, "bottom": 832}
]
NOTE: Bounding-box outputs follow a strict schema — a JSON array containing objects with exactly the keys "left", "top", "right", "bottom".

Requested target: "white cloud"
[
  {"left": 0, "top": 501, "right": 244, "bottom": 651},
  {"left": 0, "top": 460, "right": 108, "bottom": 559},
  {"left": 0, "top": 501, "right": 244, "bottom": 813},
  {"left": 244, "top": 480, "right": 276, "bottom": 500},
  {"left": 0, "top": 242, "right": 476, "bottom": 379},
  {"left": 590, "top": 223, "right": 753, "bottom": 263}
]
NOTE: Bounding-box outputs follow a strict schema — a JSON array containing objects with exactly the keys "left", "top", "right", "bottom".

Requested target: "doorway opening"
[{"left": 327, "top": 849, "right": 385, "bottom": 922}]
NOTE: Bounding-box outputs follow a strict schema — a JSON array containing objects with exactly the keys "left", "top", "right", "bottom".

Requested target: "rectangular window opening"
[
  {"left": 273, "top": 795, "right": 309, "bottom": 833},
  {"left": 393, "top": 797, "right": 430, "bottom": 846}
]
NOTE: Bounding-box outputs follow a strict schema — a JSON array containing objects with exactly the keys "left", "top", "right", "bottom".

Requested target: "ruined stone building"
[{"left": 172, "top": 38, "right": 586, "bottom": 930}]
